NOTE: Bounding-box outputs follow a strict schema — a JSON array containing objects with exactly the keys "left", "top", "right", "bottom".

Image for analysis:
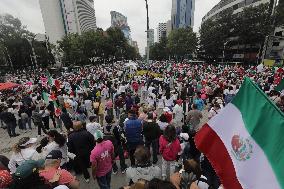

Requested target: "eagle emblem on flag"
[{"left": 231, "top": 135, "right": 253, "bottom": 161}]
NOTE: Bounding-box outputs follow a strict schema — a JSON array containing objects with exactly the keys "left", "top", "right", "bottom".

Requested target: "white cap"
[
  {"left": 180, "top": 133, "right": 189, "bottom": 141},
  {"left": 197, "top": 175, "right": 210, "bottom": 189},
  {"left": 19, "top": 138, "right": 37, "bottom": 147}
]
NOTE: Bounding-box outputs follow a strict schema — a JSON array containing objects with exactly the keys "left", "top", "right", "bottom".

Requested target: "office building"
[
  {"left": 157, "top": 23, "right": 167, "bottom": 42},
  {"left": 131, "top": 41, "right": 139, "bottom": 53},
  {"left": 171, "top": 0, "right": 195, "bottom": 29},
  {"left": 148, "top": 29, "right": 154, "bottom": 46},
  {"left": 202, "top": 0, "right": 271, "bottom": 22},
  {"left": 264, "top": 26, "right": 284, "bottom": 61},
  {"left": 39, "top": 0, "right": 97, "bottom": 44},
  {"left": 110, "top": 11, "right": 131, "bottom": 41},
  {"left": 166, "top": 20, "right": 172, "bottom": 37}
]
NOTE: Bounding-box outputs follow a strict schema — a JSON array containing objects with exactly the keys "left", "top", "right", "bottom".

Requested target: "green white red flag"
[{"left": 195, "top": 77, "right": 284, "bottom": 189}]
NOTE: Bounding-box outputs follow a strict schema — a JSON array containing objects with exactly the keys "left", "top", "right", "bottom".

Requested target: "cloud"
[{"left": 0, "top": 0, "right": 219, "bottom": 55}]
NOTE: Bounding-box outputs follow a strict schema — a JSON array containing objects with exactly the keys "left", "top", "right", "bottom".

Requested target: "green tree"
[
  {"left": 0, "top": 14, "right": 54, "bottom": 69},
  {"left": 199, "top": 3, "right": 273, "bottom": 62},
  {"left": 199, "top": 10, "right": 233, "bottom": 61},
  {"left": 150, "top": 37, "right": 169, "bottom": 60},
  {"left": 58, "top": 28, "right": 140, "bottom": 66},
  {"left": 167, "top": 27, "right": 198, "bottom": 60},
  {"left": 275, "top": 0, "right": 284, "bottom": 26}
]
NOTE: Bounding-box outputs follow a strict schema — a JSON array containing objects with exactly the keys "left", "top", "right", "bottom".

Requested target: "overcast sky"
[{"left": 0, "top": 0, "right": 220, "bottom": 55}]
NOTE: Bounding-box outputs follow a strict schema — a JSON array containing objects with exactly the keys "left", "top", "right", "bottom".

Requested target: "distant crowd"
[{"left": 0, "top": 61, "right": 283, "bottom": 189}]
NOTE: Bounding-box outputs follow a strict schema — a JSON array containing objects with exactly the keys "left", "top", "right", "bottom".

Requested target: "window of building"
[
  {"left": 272, "top": 42, "right": 280, "bottom": 46},
  {"left": 275, "top": 31, "right": 283, "bottom": 37},
  {"left": 233, "top": 4, "right": 239, "bottom": 10}
]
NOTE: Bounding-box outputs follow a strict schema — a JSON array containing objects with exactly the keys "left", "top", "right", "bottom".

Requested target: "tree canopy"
[
  {"left": 0, "top": 14, "right": 54, "bottom": 70},
  {"left": 57, "top": 27, "right": 140, "bottom": 66}
]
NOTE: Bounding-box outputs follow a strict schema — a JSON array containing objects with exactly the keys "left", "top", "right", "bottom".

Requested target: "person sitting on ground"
[
  {"left": 40, "top": 150, "right": 79, "bottom": 189},
  {"left": 126, "top": 146, "right": 161, "bottom": 185},
  {"left": 9, "top": 137, "right": 40, "bottom": 174}
]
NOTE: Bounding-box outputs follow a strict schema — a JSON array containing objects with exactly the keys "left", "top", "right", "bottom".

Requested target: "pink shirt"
[
  {"left": 90, "top": 140, "right": 114, "bottom": 177},
  {"left": 40, "top": 167, "right": 75, "bottom": 185},
  {"left": 106, "top": 100, "right": 113, "bottom": 109}
]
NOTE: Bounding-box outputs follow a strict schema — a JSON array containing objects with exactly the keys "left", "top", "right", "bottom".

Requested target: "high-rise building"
[
  {"left": 110, "top": 11, "right": 131, "bottom": 42},
  {"left": 202, "top": 0, "right": 271, "bottom": 22},
  {"left": 148, "top": 29, "right": 154, "bottom": 46},
  {"left": 131, "top": 41, "right": 139, "bottom": 54},
  {"left": 171, "top": 0, "right": 195, "bottom": 29},
  {"left": 166, "top": 20, "right": 172, "bottom": 37},
  {"left": 157, "top": 23, "right": 167, "bottom": 42},
  {"left": 39, "top": 0, "right": 97, "bottom": 44}
]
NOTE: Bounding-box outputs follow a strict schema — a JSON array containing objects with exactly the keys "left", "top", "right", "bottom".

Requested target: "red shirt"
[
  {"left": 40, "top": 168, "right": 75, "bottom": 185},
  {"left": 0, "top": 170, "right": 12, "bottom": 188}
]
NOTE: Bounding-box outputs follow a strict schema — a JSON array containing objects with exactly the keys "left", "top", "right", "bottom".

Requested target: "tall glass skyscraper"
[
  {"left": 171, "top": 0, "right": 195, "bottom": 29},
  {"left": 110, "top": 11, "right": 131, "bottom": 42},
  {"left": 39, "top": 0, "right": 97, "bottom": 44}
]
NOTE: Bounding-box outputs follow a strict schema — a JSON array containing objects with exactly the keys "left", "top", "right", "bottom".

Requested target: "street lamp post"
[
  {"left": 222, "top": 41, "right": 229, "bottom": 63},
  {"left": 145, "top": 0, "right": 150, "bottom": 66}
]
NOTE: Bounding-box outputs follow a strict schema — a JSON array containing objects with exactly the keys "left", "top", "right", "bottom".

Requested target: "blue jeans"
[{"left": 96, "top": 170, "right": 112, "bottom": 189}]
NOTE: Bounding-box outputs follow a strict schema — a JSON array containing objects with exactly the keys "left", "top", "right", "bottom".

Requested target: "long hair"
[
  {"left": 13, "top": 137, "right": 30, "bottom": 153},
  {"left": 47, "top": 130, "right": 66, "bottom": 147},
  {"left": 163, "top": 125, "right": 177, "bottom": 143}
]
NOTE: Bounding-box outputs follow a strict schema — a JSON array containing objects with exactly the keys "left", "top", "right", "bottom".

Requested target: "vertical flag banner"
[
  {"left": 195, "top": 77, "right": 284, "bottom": 189},
  {"left": 42, "top": 92, "right": 49, "bottom": 104}
]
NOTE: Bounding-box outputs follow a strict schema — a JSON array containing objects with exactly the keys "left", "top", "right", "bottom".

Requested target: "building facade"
[
  {"left": 157, "top": 23, "right": 167, "bottom": 42},
  {"left": 264, "top": 26, "right": 284, "bottom": 61},
  {"left": 131, "top": 41, "right": 139, "bottom": 54},
  {"left": 202, "top": 0, "right": 271, "bottom": 22},
  {"left": 148, "top": 29, "right": 155, "bottom": 46},
  {"left": 39, "top": 0, "right": 97, "bottom": 44},
  {"left": 110, "top": 11, "right": 131, "bottom": 41},
  {"left": 166, "top": 20, "right": 172, "bottom": 37},
  {"left": 171, "top": 0, "right": 195, "bottom": 29}
]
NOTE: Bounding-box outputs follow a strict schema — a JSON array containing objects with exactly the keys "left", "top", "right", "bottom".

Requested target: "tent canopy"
[{"left": 0, "top": 82, "right": 20, "bottom": 91}]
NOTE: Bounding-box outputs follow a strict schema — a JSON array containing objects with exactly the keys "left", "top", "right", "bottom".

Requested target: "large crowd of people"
[{"left": 0, "top": 61, "right": 283, "bottom": 189}]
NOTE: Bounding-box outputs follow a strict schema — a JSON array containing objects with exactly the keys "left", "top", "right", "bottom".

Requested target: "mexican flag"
[
  {"left": 42, "top": 92, "right": 49, "bottom": 104},
  {"left": 195, "top": 78, "right": 284, "bottom": 189}
]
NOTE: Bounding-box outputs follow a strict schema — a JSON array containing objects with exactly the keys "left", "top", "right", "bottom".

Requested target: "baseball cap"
[
  {"left": 94, "top": 130, "right": 104, "bottom": 140},
  {"left": 46, "top": 150, "right": 63, "bottom": 160},
  {"left": 14, "top": 159, "right": 44, "bottom": 179}
]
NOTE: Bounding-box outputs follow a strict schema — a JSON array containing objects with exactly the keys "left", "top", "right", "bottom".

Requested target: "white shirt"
[
  {"left": 173, "top": 104, "right": 183, "bottom": 122},
  {"left": 165, "top": 98, "right": 174, "bottom": 107},
  {"left": 42, "top": 141, "right": 68, "bottom": 166},
  {"left": 157, "top": 121, "right": 168, "bottom": 131},
  {"left": 84, "top": 100, "right": 92, "bottom": 110},
  {"left": 157, "top": 99, "right": 165, "bottom": 108},
  {"left": 86, "top": 122, "right": 102, "bottom": 137},
  {"left": 9, "top": 147, "right": 40, "bottom": 173}
]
